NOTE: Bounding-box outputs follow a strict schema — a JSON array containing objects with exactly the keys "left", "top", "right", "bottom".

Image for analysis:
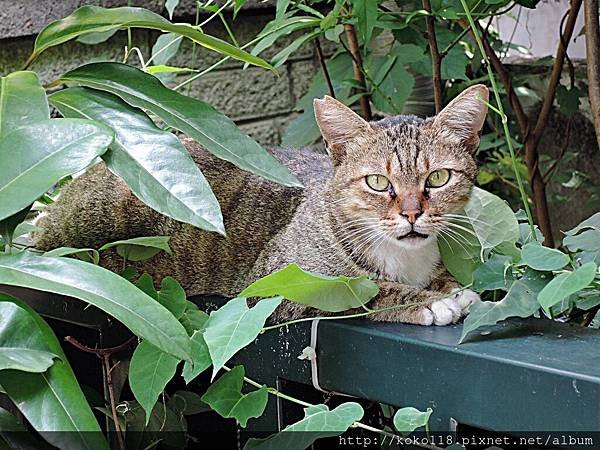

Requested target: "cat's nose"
[{"left": 401, "top": 209, "right": 422, "bottom": 224}]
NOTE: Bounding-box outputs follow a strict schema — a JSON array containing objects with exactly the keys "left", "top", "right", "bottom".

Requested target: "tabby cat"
[{"left": 34, "top": 85, "right": 489, "bottom": 325}]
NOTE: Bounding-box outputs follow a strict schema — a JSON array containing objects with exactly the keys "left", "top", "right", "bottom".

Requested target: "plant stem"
[
  {"left": 584, "top": 0, "right": 600, "bottom": 149},
  {"left": 343, "top": 23, "right": 372, "bottom": 120},
  {"left": 223, "top": 366, "right": 442, "bottom": 450},
  {"left": 422, "top": 0, "right": 443, "bottom": 113},
  {"left": 262, "top": 300, "right": 429, "bottom": 332},
  {"left": 314, "top": 38, "right": 336, "bottom": 98},
  {"left": 458, "top": 1, "right": 537, "bottom": 239}
]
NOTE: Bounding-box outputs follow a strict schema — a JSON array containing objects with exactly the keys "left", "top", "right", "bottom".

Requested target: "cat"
[{"left": 33, "top": 84, "right": 489, "bottom": 326}]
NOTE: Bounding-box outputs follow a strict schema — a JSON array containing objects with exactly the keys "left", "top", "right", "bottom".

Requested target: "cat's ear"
[
  {"left": 434, "top": 84, "right": 489, "bottom": 150},
  {"left": 314, "top": 95, "right": 371, "bottom": 164}
]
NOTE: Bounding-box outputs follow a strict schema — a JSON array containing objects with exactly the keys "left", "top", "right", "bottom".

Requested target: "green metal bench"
[{"left": 2, "top": 286, "right": 600, "bottom": 440}]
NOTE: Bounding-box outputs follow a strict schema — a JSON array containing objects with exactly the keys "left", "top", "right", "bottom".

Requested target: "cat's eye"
[
  {"left": 426, "top": 169, "right": 451, "bottom": 188},
  {"left": 365, "top": 174, "right": 390, "bottom": 192}
]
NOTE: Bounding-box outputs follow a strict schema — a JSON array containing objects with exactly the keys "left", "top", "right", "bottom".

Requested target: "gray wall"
[{"left": 0, "top": 0, "right": 321, "bottom": 145}]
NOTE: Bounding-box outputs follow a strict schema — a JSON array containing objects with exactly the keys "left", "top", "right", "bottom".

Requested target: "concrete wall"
[{"left": 0, "top": 0, "right": 320, "bottom": 145}]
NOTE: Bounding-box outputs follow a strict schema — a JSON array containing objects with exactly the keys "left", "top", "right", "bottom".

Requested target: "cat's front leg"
[{"left": 368, "top": 280, "right": 479, "bottom": 326}]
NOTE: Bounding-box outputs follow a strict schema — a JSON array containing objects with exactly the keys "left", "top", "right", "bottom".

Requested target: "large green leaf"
[
  {"left": 460, "top": 272, "right": 549, "bottom": 342},
  {"left": 204, "top": 297, "right": 282, "bottom": 378},
  {"left": 61, "top": 63, "right": 301, "bottom": 188},
  {"left": 563, "top": 230, "right": 600, "bottom": 252},
  {"left": 0, "top": 301, "right": 59, "bottom": 372},
  {"left": 244, "top": 402, "right": 364, "bottom": 450},
  {"left": 27, "top": 6, "right": 271, "bottom": 70},
  {"left": 50, "top": 88, "right": 224, "bottom": 234},
  {"left": 201, "top": 366, "right": 268, "bottom": 427},
  {"left": 439, "top": 187, "right": 520, "bottom": 285},
  {"left": 240, "top": 263, "right": 378, "bottom": 312},
  {"left": 0, "top": 295, "right": 108, "bottom": 450},
  {"left": 565, "top": 212, "right": 600, "bottom": 236},
  {"left": 181, "top": 311, "right": 212, "bottom": 384},
  {"left": 99, "top": 236, "right": 173, "bottom": 261},
  {"left": 157, "top": 276, "right": 187, "bottom": 319},
  {"left": 0, "top": 71, "right": 49, "bottom": 139},
  {"left": 129, "top": 341, "right": 180, "bottom": 425},
  {"left": 352, "top": 0, "right": 378, "bottom": 45},
  {"left": 538, "top": 262, "right": 598, "bottom": 312},
  {"left": 472, "top": 254, "right": 514, "bottom": 292},
  {"left": 0, "top": 119, "right": 113, "bottom": 221},
  {"left": 0, "top": 406, "right": 54, "bottom": 449},
  {"left": 393, "top": 407, "right": 432, "bottom": 433},
  {"left": 521, "top": 243, "right": 570, "bottom": 271},
  {"left": 0, "top": 252, "right": 191, "bottom": 360}
]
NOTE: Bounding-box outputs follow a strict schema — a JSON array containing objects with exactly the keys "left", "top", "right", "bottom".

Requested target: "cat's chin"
[{"left": 393, "top": 232, "right": 435, "bottom": 248}]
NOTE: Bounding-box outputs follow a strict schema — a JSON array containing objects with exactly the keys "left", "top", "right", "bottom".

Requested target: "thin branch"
[
  {"left": 422, "top": 0, "right": 443, "bottom": 113},
  {"left": 314, "top": 38, "right": 336, "bottom": 98},
  {"left": 343, "top": 23, "right": 373, "bottom": 121},
  {"left": 584, "top": 0, "right": 600, "bottom": 149},
  {"left": 542, "top": 118, "right": 572, "bottom": 183}
]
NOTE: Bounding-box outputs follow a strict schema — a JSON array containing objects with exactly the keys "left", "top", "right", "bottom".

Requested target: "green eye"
[
  {"left": 426, "top": 169, "right": 451, "bottom": 188},
  {"left": 365, "top": 174, "right": 390, "bottom": 192}
]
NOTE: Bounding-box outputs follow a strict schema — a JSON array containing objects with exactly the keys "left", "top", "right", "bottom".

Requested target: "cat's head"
[{"left": 314, "top": 85, "right": 488, "bottom": 252}]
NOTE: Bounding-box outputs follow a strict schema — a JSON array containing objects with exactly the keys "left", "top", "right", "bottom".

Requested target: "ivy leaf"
[
  {"left": 204, "top": 297, "right": 282, "bottom": 378},
  {"left": 472, "top": 254, "right": 514, "bottom": 292},
  {"left": 352, "top": 0, "right": 378, "bottom": 45},
  {"left": 240, "top": 263, "right": 378, "bottom": 312},
  {"left": 393, "top": 407, "right": 432, "bottom": 433},
  {"left": 538, "top": 262, "right": 598, "bottom": 312},
  {"left": 157, "top": 277, "right": 186, "bottom": 319},
  {"left": 179, "top": 302, "right": 210, "bottom": 335},
  {"left": 99, "top": 236, "right": 172, "bottom": 262},
  {"left": 244, "top": 402, "right": 364, "bottom": 450},
  {"left": 564, "top": 230, "right": 600, "bottom": 252},
  {"left": 460, "top": 272, "right": 549, "bottom": 342},
  {"left": 521, "top": 243, "right": 570, "bottom": 271},
  {"left": 129, "top": 341, "right": 181, "bottom": 425},
  {"left": 165, "top": 0, "right": 180, "bottom": 19},
  {"left": 201, "top": 366, "right": 268, "bottom": 427},
  {"left": 182, "top": 317, "right": 212, "bottom": 384},
  {"left": 556, "top": 85, "right": 583, "bottom": 117}
]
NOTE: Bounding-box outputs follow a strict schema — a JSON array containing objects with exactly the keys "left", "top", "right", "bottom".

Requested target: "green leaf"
[
  {"left": 50, "top": 87, "right": 225, "bottom": 234},
  {"left": 179, "top": 302, "right": 210, "bottom": 335},
  {"left": 135, "top": 272, "right": 158, "bottom": 299},
  {"left": 0, "top": 119, "right": 113, "bottom": 222},
  {"left": 472, "top": 254, "right": 514, "bottom": 292},
  {"left": 202, "top": 366, "right": 268, "bottom": 427},
  {"left": 352, "top": 0, "right": 378, "bottom": 45},
  {"left": 393, "top": 407, "right": 432, "bottom": 433},
  {"left": 0, "top": 301, "right": 59, "bottom": 372},
  {"left": 0, "top": 252, "right": 191, "bottom": 360},
  {"left": 0, "top": 207, "right": 31, "bottom": 248},
  {"left": 244, "top": 402, "right": 364, "bottom": 450},
  {"left": 439, "top": 187, "right": 520, "bottom": 285},
  {"left": 43, "top": 247, "right": 100, "bottom": 265},
  {"left": 556, "top": 85, "right": 583, "bottom": 117},
  {"left": 158, "top": 276, "right": 187, "bottom": 319},
  {"left": 0, "top": 71, "right": 49, "bottom": 139},
  {"left": 271, "top": 30, "right": 320, "bottom": 68},
  {"left": 28, "top": 6, "right": 271, "bottom": 70},
  {"left": 565, "top": 212, "right": 600, "bottom": 235},
  {"left": 122, "top": 400, "right": 186, "bottom": 449},
  {"left": 538, "top": 262, "right": 598, "bottom": 312},
  {"left": 204, "top": 297, "right": 282, "bottom": 377},
  {"left": 151, "top": 33, "right": 183, "bottom": 66},
  {"left": 240, "top": 263, "right": 378, "bottom": 312},
  {"left": 564, "top": 230, "right": 600, "bottom": 252},
  {"left": 99, "top": 236, "right": 173, "bottom": 262},
  {"left": 521, "top": 243, "right": 570, "bottom": 271},
  {"left": 0, "top": 295, "right": 108, "bottom": 450},
  {"left": 76, "top": 29, "right": 118, "bottom": 44},
  {"left": 460, "top": 272, "right": 550, "bottom": 342},
  {"left": 60, "top": 62, "right": 301, "bottom": 188},
  {"left": 183, "top": 328, "right": 212, "bottom": 384},
  {"left": 145, "top": 65, "right": 195, "bottom": 75},
  {"left": 168, "top": 390, "right": 209, "bottom": 415},
  {"left": 370, "top": 54, "right": 415, "bottom": 115},
  {"left": 251, "top": 17, "right": 320, "bottom": 57},
  {"left": 0, "top": 406, "right": 52, "bottom": 449},
  {"left": 129, "top": 341, "right": 180, "bottom": 425},
  {"left": 165, "top": 0, "right": 180, "bottom": 19}
]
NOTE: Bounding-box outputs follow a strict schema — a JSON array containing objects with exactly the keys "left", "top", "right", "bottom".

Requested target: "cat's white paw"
[{"left": 429, "top": 289, "right": 480, "bottom": 326}]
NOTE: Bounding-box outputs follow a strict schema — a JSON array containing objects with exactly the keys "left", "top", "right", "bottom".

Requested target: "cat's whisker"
[
  {"left": 442, "top": 214, "right": 491, "bottom": 227},
  {"left": 441, "top": 221, "right": 479, "bottom": 238},
  {"left": 435, "top": 228, "right": 474, "bottom": 256}
]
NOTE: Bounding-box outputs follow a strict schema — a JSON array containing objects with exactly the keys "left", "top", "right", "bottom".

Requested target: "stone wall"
[{"left": 0, "top": 0, "right": 319, "bottom": 145}]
